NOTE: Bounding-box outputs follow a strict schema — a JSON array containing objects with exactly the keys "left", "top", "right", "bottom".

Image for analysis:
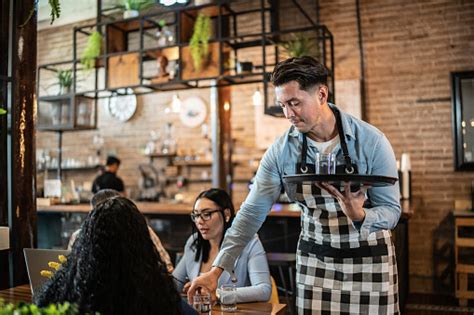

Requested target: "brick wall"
[{"left": 36, "top": 0, "right": 474, "bottom": 294}]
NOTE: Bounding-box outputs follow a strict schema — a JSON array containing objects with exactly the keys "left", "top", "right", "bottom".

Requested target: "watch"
[{"left": 107, "top": 88, "right": 137, "bottom": 122}]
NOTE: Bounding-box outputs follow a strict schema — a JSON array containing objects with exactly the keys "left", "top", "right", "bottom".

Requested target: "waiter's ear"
[{"left": 318, "top": 85, "right": 329, "bottom": 103}]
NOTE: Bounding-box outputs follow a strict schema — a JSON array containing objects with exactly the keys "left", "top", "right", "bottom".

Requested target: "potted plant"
[
  {"left": 80, "top": 31, "right": 102, "bottom": 70},
  {"left": 279, "top": 32, "right": 320, "bottom": 59},
  {"left": 122, "top": 0, "right": 155, "bottom": 19},
  {"left": 57, "top": 69, "right": 73, "bottom": 95},
  {"left": 189, "top": 13, "right": 211, "bottom": 72},
  {"left": 0, "top": 299, "right": 80, "bottom": 314}
]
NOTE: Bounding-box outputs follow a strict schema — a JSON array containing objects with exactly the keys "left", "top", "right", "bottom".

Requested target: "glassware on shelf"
[
  {"left": 92, "top": 134, "right": 105, "bottom": 164},
  {"left": 161, "top": 123, "right": 177, "bottom": 155},
  {"left": 156, "top": 20, "right": 174, "bottom": 47}
]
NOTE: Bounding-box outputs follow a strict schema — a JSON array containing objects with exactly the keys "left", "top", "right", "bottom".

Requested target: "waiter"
[
  {"left": 92, "top": 156, "right": 125, "bottom": 194},
  {"left": 188, "top": 56, "right": 401, "bottom": 314}
]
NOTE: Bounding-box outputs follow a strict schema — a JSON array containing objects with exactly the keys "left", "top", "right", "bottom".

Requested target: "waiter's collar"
[{"left": 288, "top": 103, "right": 356, "bottom": 140}]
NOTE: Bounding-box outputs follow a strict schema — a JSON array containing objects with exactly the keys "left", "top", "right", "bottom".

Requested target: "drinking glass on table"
[
  {"left": 218, "top": 283, "right": 237, "bottom": 312},
  {"left": 192, "top": 292, "right": 212, "bottom": 314}
]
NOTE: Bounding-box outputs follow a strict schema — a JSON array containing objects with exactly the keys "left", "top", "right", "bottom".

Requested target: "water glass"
[
  {"left": 315, "top": 153, "right": 336, "bottom": 174},
  {"left": 192, "top": 293, "right": 212, "bottom": 314},
  {"left": 218, "top": 284, "right": 237, "bottom": 312}
]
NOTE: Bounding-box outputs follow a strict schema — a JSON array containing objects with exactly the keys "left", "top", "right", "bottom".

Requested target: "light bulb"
[
  {"left": 224, "top": 101, "right": 230, "bottom": 111},
  {"left": 253, "top": 88, "right": 262, "bottom": 106}
]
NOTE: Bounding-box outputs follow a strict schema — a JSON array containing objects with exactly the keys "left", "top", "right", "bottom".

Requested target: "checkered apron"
[{"left": 285, "top": 107, "right": 399, "bottom": 314}]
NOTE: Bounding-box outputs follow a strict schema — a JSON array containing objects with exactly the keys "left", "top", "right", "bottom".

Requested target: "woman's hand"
[{"left": 318, "top": 182, "right": 368, "bottom": 222}]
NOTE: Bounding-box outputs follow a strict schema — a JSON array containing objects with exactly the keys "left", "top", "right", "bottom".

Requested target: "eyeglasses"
[{"left": 190, "top": 209, "right": 221, "bottom": 222}]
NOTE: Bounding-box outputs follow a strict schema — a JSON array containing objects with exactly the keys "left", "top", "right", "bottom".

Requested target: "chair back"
[{"left": 269, "top": 276, "right": 280, "bottom": 304}]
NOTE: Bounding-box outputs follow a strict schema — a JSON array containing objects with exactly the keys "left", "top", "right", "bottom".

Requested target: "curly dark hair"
[
  {"left": 191, "top": 188, "right": 235, "bottom": 263},
  {"left": 270, "top": 56, "right": 328, "bottom": 91},
  {"left": 35, "top": 197, "right": 182, "bottom": 315}
]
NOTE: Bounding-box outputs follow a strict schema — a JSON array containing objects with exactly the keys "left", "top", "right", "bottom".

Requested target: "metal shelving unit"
[{"left": 37, "top": 0, "right": 335, "bottom": 118}]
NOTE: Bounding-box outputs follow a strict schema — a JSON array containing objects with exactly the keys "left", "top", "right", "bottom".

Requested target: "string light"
[
  {"left": 252, "top": 88, "right": 262, "bottom": 106},
  {"left": 224, "top": 101, "right": 230, "bottom": 111}
]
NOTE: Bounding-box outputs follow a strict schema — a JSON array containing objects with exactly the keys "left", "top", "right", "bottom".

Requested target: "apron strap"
[
  {"left": 300, "top": 133, "right": 309, "bottom": 173},
  {"left": 330, "top": 106, "right": 355, "bottom": 174}
]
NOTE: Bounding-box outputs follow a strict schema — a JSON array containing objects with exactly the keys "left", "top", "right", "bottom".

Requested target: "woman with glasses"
[{"left": 172, "top": 188, "right": 272, "bottom": 304}]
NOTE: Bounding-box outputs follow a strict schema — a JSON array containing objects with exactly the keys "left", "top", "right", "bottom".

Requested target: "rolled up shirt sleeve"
[
  {"left": 353, "top": 134, "right": 401, "bottom": 238},
  {"left": 213, "top": 143, "right": 283, "bottom": 275}
]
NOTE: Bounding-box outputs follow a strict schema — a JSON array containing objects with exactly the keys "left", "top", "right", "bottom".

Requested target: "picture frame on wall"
[{"left": 451, "top": 71, "right": 474, "bottom": 171}]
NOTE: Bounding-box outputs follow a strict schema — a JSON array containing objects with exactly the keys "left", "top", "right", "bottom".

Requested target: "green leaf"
[
  {"left": 81, "top": 31, "right": 103, "bottom": 70},
  {"left": 190, "top": 14, "right": 211, "bottom": 71},
  {"left": 0, "top": 108, "right": 6, "bottom": 116}
]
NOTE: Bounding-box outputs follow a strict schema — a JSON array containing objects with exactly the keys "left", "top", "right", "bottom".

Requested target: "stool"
[{"left": 266, "top": 252, "right": 296, "bottom": 314}]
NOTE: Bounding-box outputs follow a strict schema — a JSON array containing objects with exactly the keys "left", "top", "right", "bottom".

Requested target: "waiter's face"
[{"left": 275, "top": 81, "right": 326, "bottom": 133}]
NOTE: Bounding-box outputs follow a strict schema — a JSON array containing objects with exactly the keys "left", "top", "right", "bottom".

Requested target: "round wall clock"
[
  {"left": 179, "top": 96, "right": 207, "bottom": 128},
  {"left": 107, "top": 88, "right": 137, "bottom": 122}
]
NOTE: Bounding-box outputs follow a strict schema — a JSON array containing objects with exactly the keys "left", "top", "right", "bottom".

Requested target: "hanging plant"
[
  {"left": 21, "top": 0, "right": 61, "bottom": 27},
  {"left": 279, "top": 32, "right": 319, "bottom": 59},
  {"left": 189, "top": 14, "right": 211, "bottom": 72},
  {"left": 80, "top": 31, "right": 103, "bottom": 70}
]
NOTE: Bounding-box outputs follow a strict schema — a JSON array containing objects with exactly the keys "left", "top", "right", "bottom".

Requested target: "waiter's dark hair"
[
  {"left": 271, "top": 56, "right": 328, "bottom": 91},
  {"left": 191, "top": 188, "right": 235, "bottom": 263},
  {"left": 106, "top": 156, "right": 121, "bottom": 166}
]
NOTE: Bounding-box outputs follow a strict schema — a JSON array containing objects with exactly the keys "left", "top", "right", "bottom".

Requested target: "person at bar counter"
[
  {"left": 36, "top": 196, "right": 197, "bottom": 315},
  {"left": 67, "top": 189, "right": 174, "bottom": 272},
  {"left": 92, "top": 156, "right": 125, "bottom": 194},
  {"left": 188, "top": 56, "right": 401, "bottom": 314},
  {"left": 172, "top": 188, "right": 271, "bottom": 304}
]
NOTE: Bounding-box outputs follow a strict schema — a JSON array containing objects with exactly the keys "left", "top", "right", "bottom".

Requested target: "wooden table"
[
  {"left": 0, "top": 285, "right": 286, "bottom": 314},
  {"left": 213, "top": 302, "right": 286, "bottom": 314},
  {"left": 0, "top": 284, "right": 31, "bottom": 304}
]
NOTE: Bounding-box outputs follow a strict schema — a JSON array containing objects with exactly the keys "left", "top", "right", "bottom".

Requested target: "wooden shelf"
[
  {"left": 454, "top": 211, "right": 474, "bottom": 305},
  {"left": 146, "top": 153, "right": 177, "bottom": 159},
  {"left": 38, "top": 165, "right": 103, "bottom": 172},
  {"left": 173, "top": 160, "right": 212, "bottom": 167}
]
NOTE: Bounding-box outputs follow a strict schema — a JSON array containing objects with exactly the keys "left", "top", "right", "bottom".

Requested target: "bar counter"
[{"left": 37, "top": 199, "right": 414, "bottom": 218}]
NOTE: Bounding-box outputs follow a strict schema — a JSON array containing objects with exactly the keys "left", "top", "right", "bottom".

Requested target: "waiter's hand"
[
  {"left": 187, "top": 266, "right": 223, "bottom": 303},
  {"left": 319, "top": 182, "right": 367, "bottom": 222}
]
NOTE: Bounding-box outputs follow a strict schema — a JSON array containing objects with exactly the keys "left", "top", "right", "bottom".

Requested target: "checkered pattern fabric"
[{"left": 287, "top": 181, "right": 399, "bottom": 314}]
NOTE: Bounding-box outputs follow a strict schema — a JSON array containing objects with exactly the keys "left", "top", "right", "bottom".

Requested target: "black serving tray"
[{"left": 282, "top": 174, "right": 397, "bottom": 187}]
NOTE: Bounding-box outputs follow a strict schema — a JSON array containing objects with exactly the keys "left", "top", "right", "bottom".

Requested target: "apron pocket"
[{"left": 297, "top": 241, "right": 392, "bottom": 292}]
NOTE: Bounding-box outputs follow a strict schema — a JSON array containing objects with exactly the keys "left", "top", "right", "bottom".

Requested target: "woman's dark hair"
[
  {"left": 35, "top": 197, "right": 182, "bottom": 315},
  {"left": 191, "top": 188, "right": 235, "bottom": 263},
  {"left": 270, "top": 56, "right": 328, "bottom": 91},
  {"left": 90, "top": 188, "right": 120, "bottom": 207}
]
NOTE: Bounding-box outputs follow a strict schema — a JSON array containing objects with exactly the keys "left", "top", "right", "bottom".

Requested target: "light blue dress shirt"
[
  {"left": 173, "top": 234, "right": 271, "bottom": 303},
  {"left": 214, "top": 103, "right": 402, "bottom": 275}
]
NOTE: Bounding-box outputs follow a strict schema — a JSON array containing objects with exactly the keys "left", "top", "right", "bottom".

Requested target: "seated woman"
[
  {"left": 67, "top": 189, "right": 174, "bottom": 272},
  {"left": 36, "top": 196, "right": 197, "bottom": 315},
  {"left": 173, "top": 188, "right": 271, "bottom": 303}
]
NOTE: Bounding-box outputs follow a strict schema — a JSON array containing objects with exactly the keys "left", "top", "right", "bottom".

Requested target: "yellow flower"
[
  {"left": 48, "top": 261, "right": 61, "bottom": 270},
  {"left": 58, "top": 255, "right": 67, "bottom": 263},
  {"left": 40, "top": 270, "right": 53, "bottom": 278}
]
